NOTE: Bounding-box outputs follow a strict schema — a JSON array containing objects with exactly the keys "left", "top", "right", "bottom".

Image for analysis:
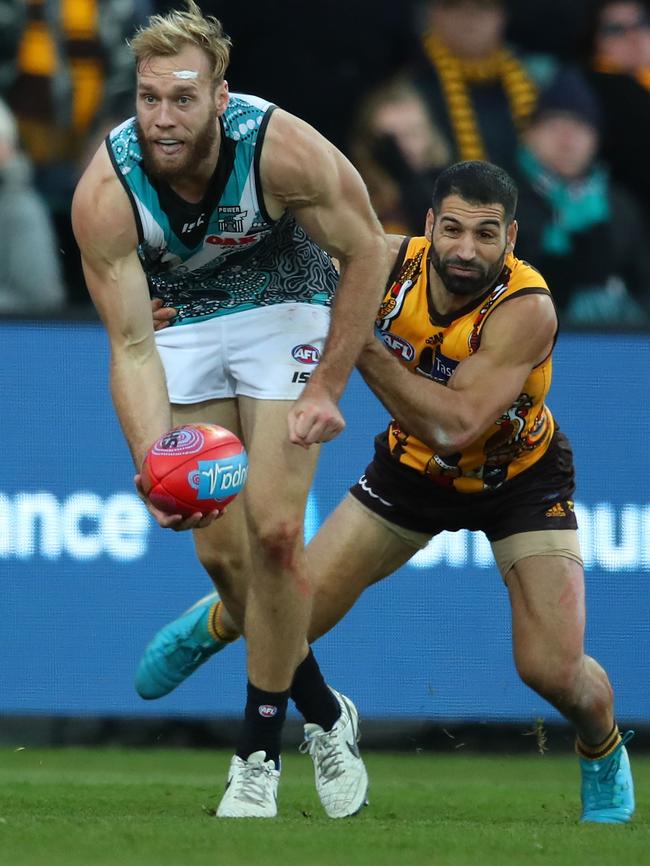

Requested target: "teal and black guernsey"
[{"left": 106, "top": 93, "right": 337, "bottom": 326}]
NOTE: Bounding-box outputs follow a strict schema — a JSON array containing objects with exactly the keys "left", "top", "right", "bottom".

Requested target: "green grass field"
[{"left": 0, "top": 747, "right": 647, "bottom": 866}]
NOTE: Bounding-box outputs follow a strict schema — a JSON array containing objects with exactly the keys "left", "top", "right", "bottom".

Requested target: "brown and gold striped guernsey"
[{"left": 376, "top": 236, "right": 556, "bottom": 493}]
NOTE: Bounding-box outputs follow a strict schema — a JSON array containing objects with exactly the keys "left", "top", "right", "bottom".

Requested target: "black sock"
[
  {"left": 236, "top": 681, "right": 288, "bottom": 769},
  {"left": 290, "top": 648, "right": 341, "bottom": 731}
]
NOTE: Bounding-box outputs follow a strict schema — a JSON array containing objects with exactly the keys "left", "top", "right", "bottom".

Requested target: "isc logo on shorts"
[{"left": 292, "top": 344, "right": 320, "bottom": 364}]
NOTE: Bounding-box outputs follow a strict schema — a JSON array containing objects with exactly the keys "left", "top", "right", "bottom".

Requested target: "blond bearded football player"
[
  {"left": 140, "top": 161, "right": 635, "bottom": 825},
  {"left": 72, "top": 1, "right": 389, "bottom": 818}
]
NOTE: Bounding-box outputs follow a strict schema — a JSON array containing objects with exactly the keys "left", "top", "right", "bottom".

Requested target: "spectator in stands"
[
  {"left": 0, "top": 98, "right": 66, "bottom": 314},
  {"left": 348, "top": 79, "right": 450, "bottom": 235},
  {"left": 514, "top": 67, "right": 650, "bottom": 325},
  {"left": 0, "top": 0, "right": 151, "bottom": 304},
  {"left": 408, "top": 0, "right": 557, "bottom": 175},
  {"left": 584, "top": 0, "right": 650, "bottom": 216}
]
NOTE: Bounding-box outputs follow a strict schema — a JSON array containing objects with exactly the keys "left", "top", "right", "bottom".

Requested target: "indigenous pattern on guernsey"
[
  {"left": 376, "top": 237, "right": 556, "bottom": 493},
  {"left": 106, "top": 93, "right": 337, "bottom": 325}
]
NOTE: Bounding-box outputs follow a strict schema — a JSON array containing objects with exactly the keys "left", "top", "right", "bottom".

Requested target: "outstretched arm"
[
  {"left": 357, "top": 293, "right": 557, "bottom": 455},
  {"left": 260, "top": 109, "right": 390, "bottom": 446}
]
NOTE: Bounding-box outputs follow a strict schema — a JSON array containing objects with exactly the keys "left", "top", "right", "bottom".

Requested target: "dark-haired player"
[{"left": 141, "top": 160, "right": 635, "bottom": 824}]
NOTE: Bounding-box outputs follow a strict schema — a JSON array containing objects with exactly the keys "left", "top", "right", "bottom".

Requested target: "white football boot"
[
  {"left": 300, "top": 688, "right": 369, "bottom": 818},
  {"left": 216, "top": 751, "right": 280, "bottom": 818}
]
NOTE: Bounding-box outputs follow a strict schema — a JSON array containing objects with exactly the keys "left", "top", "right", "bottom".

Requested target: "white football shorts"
[{"left": 155, "top": 302, "right": 331, "bottom": 404}]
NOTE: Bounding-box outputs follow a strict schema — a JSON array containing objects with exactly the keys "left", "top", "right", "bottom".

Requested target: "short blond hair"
[{"left": 129, "top": 1, "right": 232, "bottom": 83}]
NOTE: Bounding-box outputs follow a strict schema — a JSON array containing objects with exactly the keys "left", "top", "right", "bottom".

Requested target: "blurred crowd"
[{"left": 1, "top": 0, "right": 649, "bottom": 326}]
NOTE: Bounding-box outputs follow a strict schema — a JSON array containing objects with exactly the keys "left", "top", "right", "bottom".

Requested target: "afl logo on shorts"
[
  {"left": 292, "top": 344, "right": 321, "bottom": 364},
  {"left": 258, "top": 704, "right": 278, "bottom": 718}
]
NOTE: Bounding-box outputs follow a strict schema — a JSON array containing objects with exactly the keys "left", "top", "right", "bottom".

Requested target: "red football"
[{"left": 141, "top": 423, "right": 248, "bottom": 517}]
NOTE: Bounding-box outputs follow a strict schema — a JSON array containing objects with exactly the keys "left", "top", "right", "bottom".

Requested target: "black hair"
[{"left": 431, "top": 160, "right": 518, "bottom": 223}]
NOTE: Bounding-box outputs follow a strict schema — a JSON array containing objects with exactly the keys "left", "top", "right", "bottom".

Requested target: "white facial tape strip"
[{"left": 173, "top": 70, "right": 199, "bottom": 79}]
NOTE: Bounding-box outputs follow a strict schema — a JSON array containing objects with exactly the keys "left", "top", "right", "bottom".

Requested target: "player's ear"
[
  {"left": 506, "top": 219, "right": 517, "bottom": 253},
  {"left": 215, "top": 79, "right": 229, "bottom": 115},
  {"left": 424, "top": 208, "right": 434, "bottom": 240}
]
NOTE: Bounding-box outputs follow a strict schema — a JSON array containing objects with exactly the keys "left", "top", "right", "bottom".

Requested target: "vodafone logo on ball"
[{"left": 188, "top": 452, "right": 249, "bottom": 500}]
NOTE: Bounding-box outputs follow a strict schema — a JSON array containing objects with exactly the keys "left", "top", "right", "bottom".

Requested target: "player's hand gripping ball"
[{"left": 141, "top": 424, "right": 248, "bottom": 517}]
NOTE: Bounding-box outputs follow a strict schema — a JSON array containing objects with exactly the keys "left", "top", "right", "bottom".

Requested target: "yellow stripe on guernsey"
[{"left": 377, "top": 236, "right": 555, "bottom": 493}]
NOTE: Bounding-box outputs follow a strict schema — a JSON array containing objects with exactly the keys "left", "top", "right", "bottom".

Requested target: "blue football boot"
[
  {"left": 580, "top": 730, "right": 635, "bottom": 823},
  {"left": 135, "top": 592, "right": 233, "bottom": 699}
]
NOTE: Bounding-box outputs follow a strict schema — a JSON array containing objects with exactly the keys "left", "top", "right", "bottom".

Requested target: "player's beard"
[
  {"left": 136, "top": 112, "right": 219, "bottom": 183},
  {"left": 429, "top": 243, "right": 507, "bottom": 297}
]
